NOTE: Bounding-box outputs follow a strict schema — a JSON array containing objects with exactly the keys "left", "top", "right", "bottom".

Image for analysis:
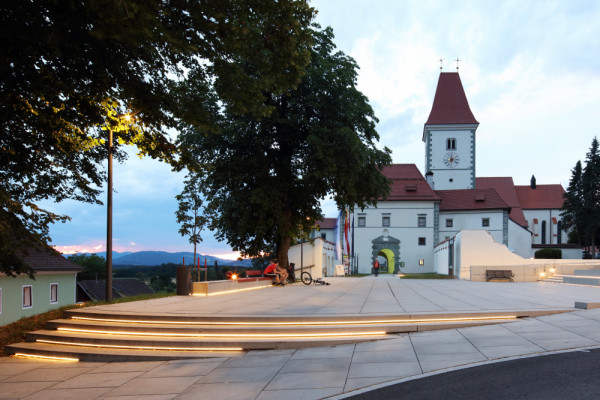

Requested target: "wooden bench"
[
  {"left": 240, "top": 270, "right": 273, "bottom": 283},
  {"left": 486, "top": 270, "right": 514, "bottom": 282}
]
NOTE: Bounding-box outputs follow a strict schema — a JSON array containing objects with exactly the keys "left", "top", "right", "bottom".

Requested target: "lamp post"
[
  {"left": 106, "top": 126, "right": 113, "bottom": 303},
  {"left": 105, "top": 113, "right": 131, "bottom": 303}
]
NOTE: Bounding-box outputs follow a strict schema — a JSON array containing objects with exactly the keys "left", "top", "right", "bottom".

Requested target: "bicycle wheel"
[{"left": 301, "top": 272, "right": 312, "bottom": 285}]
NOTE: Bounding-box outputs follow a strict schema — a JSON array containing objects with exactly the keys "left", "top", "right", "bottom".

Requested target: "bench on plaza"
[
  {"left": 238, "top": 269, "right": 274, "bottom": 283},
  {"left": 486, "top": 270, "right": 514, "bottom": 282}
]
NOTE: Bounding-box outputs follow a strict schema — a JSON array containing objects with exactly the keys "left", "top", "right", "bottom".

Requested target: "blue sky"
[{"left": 47, "top": 0, "right": 600, "bottom": 258}]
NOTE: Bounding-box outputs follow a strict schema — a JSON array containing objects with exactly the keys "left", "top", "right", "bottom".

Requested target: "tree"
[
  {"left": 1, "top": 0, "right": 315, "bottom": 276},
  {"left": 562, "top": 137, "right": 600, "bottom": 251},
  {"left": 69, "top": 253, "right": 106, "bottom": 281},
  {"left": 581, "top": 137, "right": 600, "bottom": 250},
  {"left": 179, "top": 26, "right": 392, "bottom": 267},
  {"left": 561, "top": 160, "right": 585, "bottom": 244},
  {"left": 175, "top": 175, "right": 207, "bottom": 268}
]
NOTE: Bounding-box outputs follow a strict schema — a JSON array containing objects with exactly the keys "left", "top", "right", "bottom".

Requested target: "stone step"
[{"left": 5, "top": 309, "right": 573, "bottom": 362}]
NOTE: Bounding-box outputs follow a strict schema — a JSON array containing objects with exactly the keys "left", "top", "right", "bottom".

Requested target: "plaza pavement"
[{"left": 3, "top": 276, "right": 600, "bottom": 399}]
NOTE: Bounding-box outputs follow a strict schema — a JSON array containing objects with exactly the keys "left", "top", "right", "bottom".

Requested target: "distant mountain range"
[{"left": 65, "top": 251, "right": 253, "bottom": 267}]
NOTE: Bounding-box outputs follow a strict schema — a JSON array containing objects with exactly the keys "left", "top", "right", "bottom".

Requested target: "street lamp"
[{"left": 106, "top": 113, "right": 132, "bottom": 303}]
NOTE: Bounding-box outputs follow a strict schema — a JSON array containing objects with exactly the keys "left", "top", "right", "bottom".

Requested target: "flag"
[
  {"left": 335, "top": 210, "right": 342, "bottom": 261},
  {"left": 344, "top": 207, "right": 350, "bottom": 257}
]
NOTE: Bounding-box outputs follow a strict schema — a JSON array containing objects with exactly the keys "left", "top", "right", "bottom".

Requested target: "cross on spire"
[
  {"left": 439, "top": 57, "right": 444, "bottom": 70},
  {"left": 455, "top": 57, "right": 461, "bottom": 71}
]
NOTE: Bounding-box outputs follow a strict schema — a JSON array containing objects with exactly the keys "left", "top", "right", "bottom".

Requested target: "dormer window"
[{"left": 446, "top": 138, "right": 457, "bottom": 150}]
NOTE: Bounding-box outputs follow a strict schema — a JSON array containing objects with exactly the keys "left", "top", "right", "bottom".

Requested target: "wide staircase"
[
  {"left": 5, "top": 308, "right": 568, "bottom": 362},
  {"left": 541, "top": 269, "right": 600, "bottom": 286}
]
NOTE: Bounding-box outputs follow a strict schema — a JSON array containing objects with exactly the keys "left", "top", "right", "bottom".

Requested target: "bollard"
[{"left": 176, "top": 266, "right": 191, "bottom": 295}]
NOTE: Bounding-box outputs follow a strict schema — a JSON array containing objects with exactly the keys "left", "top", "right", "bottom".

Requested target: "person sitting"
[
  {"left": 276, "top": 262, "right": 289, "bottom": 285},
  {"left": 264, "top": 259, "right": 282, "bottom": 285}
]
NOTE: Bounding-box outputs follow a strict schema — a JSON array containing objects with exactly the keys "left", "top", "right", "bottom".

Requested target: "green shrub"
[{"left": 534, "top": 248, "right": 562, "bottom": 259}]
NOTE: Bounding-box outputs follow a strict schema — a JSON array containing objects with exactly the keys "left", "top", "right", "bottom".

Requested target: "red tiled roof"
[
  {"left": 475, "top": 177, "right": 529, "bottom": 228},
  {"left": 515, "top": 184, "right": 565, "bottom": 210},
  {"left": 315, "top": 218, "right": 337, "bottom": 230},
  {"left": 382, "top": 164, "right": 441, "bottom": 201},
  {"left": 436, "top": 189, "right": 510, "bottom": 211},
  {"left": 425, "top": 73, "right": 479, "bottom": 125}
]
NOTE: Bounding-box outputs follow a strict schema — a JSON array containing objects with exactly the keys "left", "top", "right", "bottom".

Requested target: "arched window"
[
  {"left": 446, "top": 138, "right": 457, "bottom": 150},
  {"left": 541, "top": 220, "right": 547, "bottom": 244}
]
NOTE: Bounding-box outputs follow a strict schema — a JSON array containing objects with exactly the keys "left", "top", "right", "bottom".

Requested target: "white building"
[{"left": 342, "top": 72, "right": 571, "bottom": 275}]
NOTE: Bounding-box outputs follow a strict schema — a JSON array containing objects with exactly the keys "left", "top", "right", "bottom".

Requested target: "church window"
[
  {"left": 482, "top": 218, "right": 490, "bottom": 227},
  {"left": 541, "top": 220, "right": 547, "bottom": 244},
  {"left": 446, "top": 219, "right": 453, "bottom": 228},
  {"left": 382, "top": 215, "right": 390, "bottom": 227},
  {"left": 557, "top": 221, "right": 562, "bottom": 244},
  {"left": 418, "top": 214, "right": 426, "bottom": 227},
  {"left": 358, "top": 216, "right": 366, "bottom": 227},
  {"left": 418, "top": 237, "right": 426, "bottom": 246},
  {"left": 446, "top": 138, "right": 457, "bottom": 150}
]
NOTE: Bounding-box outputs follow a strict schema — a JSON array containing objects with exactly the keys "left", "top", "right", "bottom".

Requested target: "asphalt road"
[{"left": 346, "top": 348, "right": 600, "bottom": 400}]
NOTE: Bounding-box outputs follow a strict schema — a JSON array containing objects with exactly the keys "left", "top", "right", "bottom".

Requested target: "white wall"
[
  {"left": 353, "top": 201, "right": 437, "bottom": 274},
  {"left": 438, "top": 210, "right": 504, "bottom": 244},
  {"left": 523, "top": 209, "right": 565, "bottom": 245},
  {"left": 288, "top": 237, "right": 336, "bottom": 279},
  {"left": 426, "top": 128, "right": 475, "bottom": 190}
]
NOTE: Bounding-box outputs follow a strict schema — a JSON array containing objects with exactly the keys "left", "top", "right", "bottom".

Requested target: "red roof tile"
[
  {"left": 315, "top": 218, "right": 337, "bottom": 230},
  {"left": 475, "top": 177, "right": 529, "bottom": 228},
  {"left": 382, "top": 164, "right": 441, "bottom": 201},
  {"left": 515, "top": 184, "right": 565, "bottom": 210},
  {"left": 437, "top": 189, "right": 510, "bottom": 211},
  {"left": 425, "top": 73, "right": 479, "bottom": 125}
]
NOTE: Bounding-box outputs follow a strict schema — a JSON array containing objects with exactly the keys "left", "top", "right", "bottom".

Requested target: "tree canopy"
[
  {"left": 178, "top": 26, "right": 392, "bottom": 267},
  {"left": 1, "top": 0, "right": 315, "bottom": 275},
  {"left": 561, "top": 137, "right": 600, "bottom": 253}
]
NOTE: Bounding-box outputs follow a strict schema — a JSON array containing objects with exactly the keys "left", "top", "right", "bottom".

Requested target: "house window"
[
  {"left": 446, "top": 138, "right": 457, "bottom": 150},
  {"left": 418, "top": 214, "right": 426, "bottom": 227},
  {"left": 557, "top": 221, "right": 562, "bottom": 244},
  {"left": 419, "top": 259, "right": 425, "bottom": 266},
  {"left": 50, "top": 283, "right": 58, "bottom": 304},
  {"left": 358, "top": 216, "right": 366, "bottom": 227},
  {"left": 446, "top": 219, "right": 453, "bottom": 228},
  {"left": 418, "top": 237, "right": 426, "bottom": 246},
  {"left": 482, "top": 218, "right": 490, "bottom": 227},
  {"left": 382, "top": 215, "right": 390, "bottom": 227},
  {"left": 23, "top": 285, "right": 32, "bottom": 309}
]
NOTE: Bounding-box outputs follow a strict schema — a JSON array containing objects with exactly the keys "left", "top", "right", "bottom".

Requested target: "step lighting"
[
  {"left": 12, "top": 353, "right": 79, "bottom": 362},
  {"left": 191, "top": 285, "right": 270, "bottom": 297},
  {"left": 70, "top": 315, "right": 518, "bottom": 326},
  {"left": 35, "top": 339, "right": 243, "bottom": 352},
  {"left": 56, "top": 327, "right": 386, "bottom": 338}
]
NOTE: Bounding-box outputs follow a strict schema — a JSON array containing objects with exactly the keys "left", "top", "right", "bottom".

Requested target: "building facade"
[{"left": 343, "top": 72, "right": 568, "bottom": 274}]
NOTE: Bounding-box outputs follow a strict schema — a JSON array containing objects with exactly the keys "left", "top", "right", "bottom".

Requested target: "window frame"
[
  {"left": 418, "top": 237, "right": 426, "bottom": 246},
  {"left": 382, "top": 214, "right": 390, "bottom": 227},
  {"left": 418, "top": 214, "right": 426, "bottom": 228},
  {"left": 50, "top": 283, "right": 58, "bottom": 304},
  {"left": 446, "top": 138, "right": 457, "bottom": 150},
  {"left": 446, "top": 218, "right": 453, "bottom": 228},
  {"left": 23, "top": 285, "right": 33, "bottom": 309},
  {"left": 482, "top": 218, "right": 490, "bottom": 227},
  {"left": 358, "top": 216, "right": 366, "bottom": 227}
]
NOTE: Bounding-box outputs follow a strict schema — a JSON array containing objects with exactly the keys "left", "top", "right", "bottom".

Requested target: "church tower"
[{"left": 423, "top": 72, "right": 479, "bottom": 190}]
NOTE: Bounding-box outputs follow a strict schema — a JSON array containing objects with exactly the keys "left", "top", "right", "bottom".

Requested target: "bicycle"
[{"left": 301, "top": 271, "right": 330, "bottom": 285}]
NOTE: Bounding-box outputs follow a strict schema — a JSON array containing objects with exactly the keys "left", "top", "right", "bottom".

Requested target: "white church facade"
[{"left": 318, "top": 72, "right": 573, "bottom": 275}]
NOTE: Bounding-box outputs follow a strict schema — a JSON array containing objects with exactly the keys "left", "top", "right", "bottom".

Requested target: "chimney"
[
  {"left": 530, "top": 175, "right": 537, "bottom": 189},
  {"left": 425, "top": 171, "right": 435, "bottom": 189}
]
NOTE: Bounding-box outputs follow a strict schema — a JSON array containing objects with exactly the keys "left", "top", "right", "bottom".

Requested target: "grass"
[{"left": 0, "top": 292, "right": 174, "bottom": 356}]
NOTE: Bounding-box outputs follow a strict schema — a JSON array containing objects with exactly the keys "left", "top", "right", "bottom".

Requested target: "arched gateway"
[{"left": 371, "top": 232, "right": 400, "bottom": 274}]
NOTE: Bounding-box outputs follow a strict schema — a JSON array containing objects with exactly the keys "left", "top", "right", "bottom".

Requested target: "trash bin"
[{"left": 176, "top": 266, "right": 191, "bottom": 295}]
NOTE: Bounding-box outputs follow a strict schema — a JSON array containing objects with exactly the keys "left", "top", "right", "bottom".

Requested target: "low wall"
[
  {"left": 192, "top": 278, "right": 272, "bottom": 296},
  {"left": 470, "top": 262, "right": 600, "bottom": 282}
]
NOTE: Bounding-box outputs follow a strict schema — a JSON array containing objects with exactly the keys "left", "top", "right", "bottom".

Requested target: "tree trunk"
[{"left": 277, "top": 209, "right": 293, "bottom": 268}]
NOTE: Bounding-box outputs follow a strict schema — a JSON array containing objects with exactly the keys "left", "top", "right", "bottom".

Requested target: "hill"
[{"left": 66, "top": 251, "right": 253, "bottom": 267}]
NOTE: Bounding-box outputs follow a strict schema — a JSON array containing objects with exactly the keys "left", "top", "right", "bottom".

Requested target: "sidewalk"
[{"left": 2, "top": 277, "right": 600, "bottom": 399}]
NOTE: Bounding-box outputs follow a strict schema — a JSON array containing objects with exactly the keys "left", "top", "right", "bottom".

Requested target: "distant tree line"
[{"left": 561, "top": 137, "right": 600, "bottom": 256}]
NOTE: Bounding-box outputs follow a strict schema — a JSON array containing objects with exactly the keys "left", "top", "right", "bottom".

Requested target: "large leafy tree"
[
  {"left": 178, "top": 26, "right": 392, "bottom": 267},
  {"left": 561, "top": 137, "right": 600, "bottom": 252},
  {"left": 1, "top": 0, "right": 315, "bottom": 275}
]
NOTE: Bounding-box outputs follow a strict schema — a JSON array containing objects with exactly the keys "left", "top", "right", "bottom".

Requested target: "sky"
[{"left": 48, "top": 0, "right": 600, "bottom": 258}]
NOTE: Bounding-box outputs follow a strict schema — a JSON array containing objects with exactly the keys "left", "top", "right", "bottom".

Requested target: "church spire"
[{"left": 424, "top": 72, "right": 478, "bottom": 126}]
